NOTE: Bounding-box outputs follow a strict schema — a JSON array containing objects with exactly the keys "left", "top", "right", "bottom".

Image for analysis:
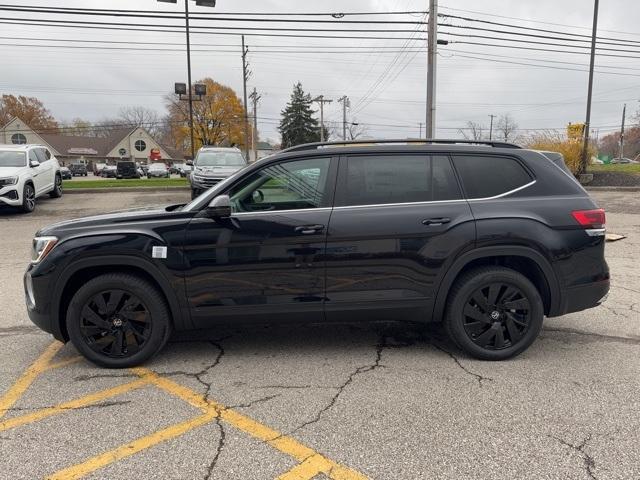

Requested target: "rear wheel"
[
  {"left": 66, "top": 273, "right": 172, "bottom": 368},
  {"left": 21, "top": 183, "right": 36, "bottom": 213},
  {"left": 49, "top": 173, "right": 63, "bottom": 198},
  {"left": 444, "top": 266, "right": 543, "bottom": 360}
]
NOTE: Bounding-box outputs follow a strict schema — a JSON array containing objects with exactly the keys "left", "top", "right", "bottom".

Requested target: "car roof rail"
[{"left": 280, "top": 138, "right": 521, "bottom": 153}]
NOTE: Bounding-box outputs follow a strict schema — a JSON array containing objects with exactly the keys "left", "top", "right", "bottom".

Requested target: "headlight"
[
  {"left": 31, "top": 236, "right": 58, "bottom": 263},
  {"left": 0, "top": 177, "right": 18, "bottom": 187}
]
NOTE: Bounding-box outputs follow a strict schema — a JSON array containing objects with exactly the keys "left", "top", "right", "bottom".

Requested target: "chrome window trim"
[
  {"left": 333, "top": 198, "right": 466, "bottom": 210},
  {"left": 231, "top": 207, "right": 333, "bottom": 216},
  {"left": 466, "top": 180, "right": 537, "bottom": 202}
]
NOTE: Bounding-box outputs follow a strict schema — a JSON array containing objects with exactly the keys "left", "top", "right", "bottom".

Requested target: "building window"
[
  {"left": 135, "top": 140, "right": 146, "bottom": 152},
  {"left": 11, "top": 133, "right": 27, "bottom": 144}
]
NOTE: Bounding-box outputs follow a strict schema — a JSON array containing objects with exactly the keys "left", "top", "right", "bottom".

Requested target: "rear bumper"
[{"left": 553, "top": 279, "right": 610, "bottom": 317}]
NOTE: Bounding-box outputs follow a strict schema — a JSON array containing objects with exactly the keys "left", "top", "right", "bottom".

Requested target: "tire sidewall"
[
  {"left": 66, "top": 276, "right": 171, "bottom": 368},
  {"left": 22, "top": 183, "right": 35, "bottom": 213},
  {"left": 51, "top": 174, "right": 63, "bottom": 198},
  {"left": 447, "top": 269, "right": 544, "bottom": 360}
]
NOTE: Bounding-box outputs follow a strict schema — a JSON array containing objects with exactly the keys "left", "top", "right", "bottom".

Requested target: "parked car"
[
  {"left": 116, "top": 160, "right": 140, "bottom": 179},
  {"left": 189, "top": 147, "right": 247, "bottom": 199},
  {"left": 100, "top": 165, "right": 117, "bottom": 178},
  {"left": 69, "top": 163, "right": 88, "bottom": 177},
  {"left": 24, "top": 139, "right": 610, "bottom": 367},
  {"left": 93, "top": 163, "right": 107, "bottom": 176},
  {"left": 59, "top": 166, "right": 72, "bottom": 180},
  {"left": 610, "top": 157, "right": 638, "bottom": 164},
  {"left": 0, "top": 144, "right": 62, "bottom": 213},
  {"left": 146, "top": 163, "right": 170, "bottom": 178},
  {"left": 138, "top": 164, "right": 149, "bottom": 176}
]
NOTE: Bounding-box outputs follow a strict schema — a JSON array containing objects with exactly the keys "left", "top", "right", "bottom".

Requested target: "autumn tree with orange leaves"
[
  {"left": 0, "top": 94, "right": 58, "bottom": 131},
  {"left": 165, "top": 78, "right": 248, "bottom": 155}
]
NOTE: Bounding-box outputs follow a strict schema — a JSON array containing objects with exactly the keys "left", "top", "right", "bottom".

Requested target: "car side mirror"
[
  {"left": 186, "top": 160, "right": 194, "bottom": 166},
  {"left": 29, "top": 160, "right": 40, "bottom": 168},
  {"left": 206, "top": 195, "right": 231, "bottom": 218}
]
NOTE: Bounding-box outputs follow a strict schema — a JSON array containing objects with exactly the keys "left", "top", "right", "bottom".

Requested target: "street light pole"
[
  {"left": 184, "top": 0, "right": 196, "bottom": 160},
  {"left": 488, "top": 114, "right": 496, "bottom": 141},
  {"left": 426, "top": 0, "right": 438, "bottom": 138}
]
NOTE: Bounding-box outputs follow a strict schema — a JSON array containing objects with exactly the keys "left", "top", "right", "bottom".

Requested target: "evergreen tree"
[{"left": 279, "top": 82, "right": 321, "bottom": 148}]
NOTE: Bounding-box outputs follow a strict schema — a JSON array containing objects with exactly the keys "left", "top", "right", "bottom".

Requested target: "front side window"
[
  {"left": 11, "top": 133, "right": 26, "bottom": 145},
  {"left": 29, "top": 150, "right": 39, "bottom": 164},
  {"left": 34, "top": 148, "right": 49, "bottom": 163},
  {"left": 229, "top": 157, "right": 330, "bottom": 212},
  {"left": 452, "top": 155, "right": 533, "bottom": 199}
]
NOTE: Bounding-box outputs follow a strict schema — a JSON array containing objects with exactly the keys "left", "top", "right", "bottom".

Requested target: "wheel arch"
[
  {"left": 432, "top": 246, "right": 560, "bottom": 321},
  {"left": 54, "top": 256, "right": 188, "bottom": 342}
]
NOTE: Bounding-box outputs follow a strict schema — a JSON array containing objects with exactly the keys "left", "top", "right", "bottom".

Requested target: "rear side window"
[
  {"left": 452, "top": 155, "right": 532, "bottom": 199},
  {"left": 339, "top": 154, "right": 461, "bottom": 206}
]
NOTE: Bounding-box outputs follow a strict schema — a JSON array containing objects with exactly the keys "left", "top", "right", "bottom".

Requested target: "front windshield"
[
  {"left": 0, "top": 151, "right": 26, "bottom": 168},
  {"left": 196, "top": 151, "right": 245, "bottom": 167},
  {"left": 149, "top": 164, "right": 165, "bottom": 170}
]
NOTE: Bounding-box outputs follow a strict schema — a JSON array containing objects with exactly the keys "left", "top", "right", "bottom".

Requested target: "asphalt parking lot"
[{"left": 0, "top": 190, "right": 638, "bottom": 480}]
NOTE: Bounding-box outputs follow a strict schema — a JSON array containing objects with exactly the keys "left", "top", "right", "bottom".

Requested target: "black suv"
[
  {"left": 24, "top": 140, "right": 609, "bottom": 368},
  {"left": 116, "top": 160, "right": 140, "bottom": 179},
  {"left": 69, "top": 163, "right": 88, "bottom": 177}
]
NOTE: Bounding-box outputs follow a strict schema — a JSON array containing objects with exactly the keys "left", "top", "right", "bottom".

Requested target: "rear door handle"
[
  {"left": 422, "top": 217, "right": 451, "bottom": 226},
  {"left": 295, "top": 224, "right": 325, "bottom": 235}
]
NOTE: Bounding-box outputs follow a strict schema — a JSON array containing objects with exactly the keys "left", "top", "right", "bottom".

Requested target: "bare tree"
[
  {"left": 496, "top": 114, "right": 519, "bottom": 142},
  {"left": 117, "top": 106, "right": 162, "bottom": 139},
  {"left": 459, "top": 121, "right": 485, "bottom": 141},
  {"left": 347, "top": 120, "right": 368, "bottom": 140}
]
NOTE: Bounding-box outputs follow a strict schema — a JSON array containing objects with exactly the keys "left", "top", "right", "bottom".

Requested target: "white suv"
[{"left": 0, "top": 144, "right": 63, "bottom": 213}]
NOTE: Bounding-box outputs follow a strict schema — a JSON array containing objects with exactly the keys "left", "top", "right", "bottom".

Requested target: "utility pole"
[
  {"left": 312, "top": 95, "right": 333, "bottom": 142},
  {"left": 184, "top": 0, "right": 196, "bottom": 160},
  {"left": 619, "top": 103, "right": 626, "bottom": 159},
  {"left": 426, "top": 0, "right": 438, "bottom": 138},
  {"left": 338, "top": 96, "right": 349, "bottom": 140},
  {"left": 488, "top": 114, "right": 496, "bottom": 141},
  {"left": 580, "top": 0, "right": 599, "bottom": 174},
  {"left": 419, "top": 122, "right": 423, "bottom": 138},
  {"left": 249, "top": 88, "right": 261, "bottom": 162},
  {"left": 241, "top": 35, "right": 251, "bottom": 162}
]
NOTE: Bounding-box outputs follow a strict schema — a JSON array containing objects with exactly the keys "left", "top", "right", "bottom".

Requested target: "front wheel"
[
  {"left": 49, "top": 174, "right": 63, "bottom": 198},
  {"left": 443, "top": 266, "right": 544, "bottom": 360},
  {"left": 66, "top": 273, "right": 172, "bottom": 368},
  {"left": 21, "top": 183, "right": 36, "bottom": 213}
]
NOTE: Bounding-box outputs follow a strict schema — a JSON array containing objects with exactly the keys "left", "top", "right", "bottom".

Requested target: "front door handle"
[
  {"left": 295, "top": 224, "right": 325, "bottom": 235},
  {"left": 422, "top": 217, "right": 451, "bottom": 226}
]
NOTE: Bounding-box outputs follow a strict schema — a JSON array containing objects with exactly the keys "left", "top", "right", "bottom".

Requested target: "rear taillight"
[{"left": 572, "top": 209, "right": 605, "bottom": 229}]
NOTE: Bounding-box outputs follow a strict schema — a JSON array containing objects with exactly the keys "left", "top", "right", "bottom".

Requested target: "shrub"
[{"left": 525, "top": 131, "right": 596, "bottom": 175}]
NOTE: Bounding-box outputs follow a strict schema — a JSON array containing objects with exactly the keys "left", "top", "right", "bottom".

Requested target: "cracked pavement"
[{"left": 1, "top": 190, "right": 639, "bottom": 479}]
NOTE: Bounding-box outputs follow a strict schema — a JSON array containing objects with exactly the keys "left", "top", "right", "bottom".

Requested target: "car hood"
[
  {"left": 0, "top": 166, "right": 29, "bottom": 178},
  {"left": 36, "top": 205, "right": 191, "bottom": 239},
  {"left": 193, "top": 165, "right": 243, "bottom": 177}
]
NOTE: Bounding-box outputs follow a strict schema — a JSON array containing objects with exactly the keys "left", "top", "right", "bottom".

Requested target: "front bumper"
[
  {"left": 0, "top": 187, "right": 21, "bottom": 206},
  {"left": 24, "top": 266, "right": 64, "bottom": 340}
]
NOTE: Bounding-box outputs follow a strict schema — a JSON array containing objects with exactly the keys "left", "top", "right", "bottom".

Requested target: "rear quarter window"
[{"left": 452, "top": 155, "right": 532, "bottom": 199}]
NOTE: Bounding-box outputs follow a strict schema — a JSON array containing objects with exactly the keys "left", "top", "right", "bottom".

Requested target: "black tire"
[
  {"left": 49, "top": 173, "right": 63, "bottom": 198},
  {"left": 443, "top": 266, "right": 544, "bottom": 361},
  {"left": 66, "top": 273, "right": 172, "bottom": 368},
  {"left": 21, "top": 183, "right": 36, "bottom": 213}
]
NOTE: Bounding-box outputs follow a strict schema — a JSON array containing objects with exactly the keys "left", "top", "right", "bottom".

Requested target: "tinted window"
[
  {"left": 229, "top": 157, "right": 330, "bottom": 212},
  {"left": 340, "top": 155, "right": 460, "bottom": 206},
  {"left": 452, "top": 155, "right": 532, "bottom": 199}
]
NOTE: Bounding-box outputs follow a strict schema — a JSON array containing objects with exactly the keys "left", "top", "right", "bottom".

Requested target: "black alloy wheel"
[
  {"left": 79, "top": 290, "right": 152, "bottom": 358},
  {"left": 444, "top": 266, "right": 544, "bottom": 360},
  {"left": 67, "top": 273, "right": 172, "bottom": 368},
  {"left": 462, "top": 283, "right": 531, "bottom": 350},
  {"left": 50, "top": 174, "right": 63, "bottom": 198}
]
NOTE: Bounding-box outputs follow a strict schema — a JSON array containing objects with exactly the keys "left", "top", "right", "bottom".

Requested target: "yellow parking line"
[
  {"left": 276, "top": 454, "right": 333, "bottom": 480},
  {"left": 0, "top": 341, "right": 63, "bottom": 419},
  {"left": 136, "top": 368, "right": 368, "bottom": 480},
  {"left": 0, "top": 377, "right": 151, "bottom": 432},
  {"left": 47, "top": 409, "right": 219, "bottom": 480},
  {"left": 47, "top": 356, "right": 83, "bottom": 371}
]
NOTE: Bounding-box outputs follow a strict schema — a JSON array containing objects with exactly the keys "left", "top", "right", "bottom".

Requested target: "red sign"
[{"left": 149, "top": 148, "right": 162, "bottom": 161}]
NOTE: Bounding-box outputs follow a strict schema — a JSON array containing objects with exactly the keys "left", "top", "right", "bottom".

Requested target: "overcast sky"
[{"left": 1, "top": 0, "right": 639, "bottom": 143}]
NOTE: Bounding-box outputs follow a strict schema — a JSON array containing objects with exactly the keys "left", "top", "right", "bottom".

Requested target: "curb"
[
  {"left": 585, "top": 186, "right": 640, "bottom": 192},
  {"left": 63, "top": 186, "right": 190, "bottom": 194}
]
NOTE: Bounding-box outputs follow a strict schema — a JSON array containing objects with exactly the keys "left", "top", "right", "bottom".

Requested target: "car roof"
[{"left": 0, "top": 144, "right": 46, "bottom": 151}]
